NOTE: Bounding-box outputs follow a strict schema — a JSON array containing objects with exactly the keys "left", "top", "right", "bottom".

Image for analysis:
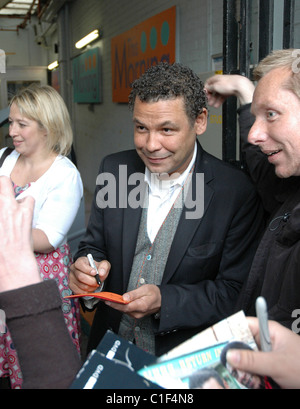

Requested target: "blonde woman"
[{"left": 0, "top": 84, "right": 83, "bottom": 389}]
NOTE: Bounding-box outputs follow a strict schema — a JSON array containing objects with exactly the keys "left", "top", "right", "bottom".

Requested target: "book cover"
[
  {"left": 138, "top": 311, "right": 266, "bottom": 389},
  {"left": 158, "top": 310, "right": 257, "bottom": 362},
  {"left": 70, "top": 349, "right": 162, "bottom": 389},
  {"left": 96, "top": 330, "right": 157, "bottom": 371},
  {"left": 138, "top": 342, "right": 243, "bottom": 389}
]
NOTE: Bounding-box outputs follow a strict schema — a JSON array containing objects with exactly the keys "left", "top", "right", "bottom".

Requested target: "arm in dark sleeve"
[{"left": 0, "top": 280, "right": 81, "bottom": 389}]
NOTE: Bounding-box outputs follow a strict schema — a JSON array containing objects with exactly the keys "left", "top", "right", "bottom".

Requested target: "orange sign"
[{"left": 111, "top": 7, "right": 176, "bottom": 103}]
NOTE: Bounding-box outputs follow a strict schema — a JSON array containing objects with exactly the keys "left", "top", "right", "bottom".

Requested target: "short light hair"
[
  {"left": 253, "top": 48, "right": 300, "bottom": 99},
  {"left": 10, "top": 84, "right": 73, "bottom": 156}
]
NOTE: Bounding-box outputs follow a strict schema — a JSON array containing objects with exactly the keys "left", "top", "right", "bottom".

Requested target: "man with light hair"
[{"left": 205, "top": 49, "right": 300, "bottom": 331}]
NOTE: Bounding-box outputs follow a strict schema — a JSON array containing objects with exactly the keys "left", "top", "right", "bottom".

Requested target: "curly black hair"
[{"left": 128, "top": 62, "right": 207, "bottom": 124}]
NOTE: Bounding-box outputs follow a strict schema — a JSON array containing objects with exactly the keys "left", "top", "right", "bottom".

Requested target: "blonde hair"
[
  {"left": 253, "top": 49, "right": 300, "bottom": 99},
  {"left": 10, "top": 84, "right": 73, "bottom": 156}
]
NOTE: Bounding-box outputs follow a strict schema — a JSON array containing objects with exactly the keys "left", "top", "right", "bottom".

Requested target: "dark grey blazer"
[{"left": 76, "top": 141, "right": 264, "bottom": 356}]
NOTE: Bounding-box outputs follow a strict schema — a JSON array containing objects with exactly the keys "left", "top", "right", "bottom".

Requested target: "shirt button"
[
  {"left": 140, "top": 278, "right": 145, "bottom": 284},
  {"left": 147, "top": 255, "right": 151, "bottom": 260}
]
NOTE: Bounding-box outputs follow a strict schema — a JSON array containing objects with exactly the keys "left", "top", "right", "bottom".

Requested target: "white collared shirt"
[{"left": 145, "top": 143, "right": 197, "bottom": 243}]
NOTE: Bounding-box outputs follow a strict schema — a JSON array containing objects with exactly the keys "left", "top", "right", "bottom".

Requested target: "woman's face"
[{"left": 9, "top": 102, "right": 48, "bottom": 156}]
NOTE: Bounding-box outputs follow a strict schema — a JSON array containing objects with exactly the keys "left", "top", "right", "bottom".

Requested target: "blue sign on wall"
[{"left": 73, "top": 48, "right": 102, "bottom": 103}]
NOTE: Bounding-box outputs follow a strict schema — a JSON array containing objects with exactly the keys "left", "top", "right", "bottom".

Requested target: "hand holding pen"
[
  {"left": 226, "top": 316, "right": 300, "bottom": 389},
  {"left": 69, "top": 255, "right": 111, "bottom": 295},
  {"left": 87, "top": 253, "right": 105, "bottom": 292}
]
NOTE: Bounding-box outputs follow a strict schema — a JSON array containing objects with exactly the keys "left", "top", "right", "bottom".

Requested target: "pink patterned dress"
[{"left": 0, "top": 183, "right": 81, "bottom": 389}]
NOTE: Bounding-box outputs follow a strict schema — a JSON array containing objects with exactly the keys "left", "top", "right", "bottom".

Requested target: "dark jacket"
[
  {"left": 76, "top": 141, "right": 264, "bottom": 356},
  {"left": 0, "top": 281, "right": 81, "bottom": 389},
  {"left": 236, "top": 105, "right": 300, "bottom": 329}
]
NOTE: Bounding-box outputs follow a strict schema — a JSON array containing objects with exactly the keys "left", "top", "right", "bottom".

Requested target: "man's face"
[
  {"left": 249, "top": 67, "right": 300, "bottom": 178},
  {"left": 133, "top": 96, "right": 207, "bottom": 175}
]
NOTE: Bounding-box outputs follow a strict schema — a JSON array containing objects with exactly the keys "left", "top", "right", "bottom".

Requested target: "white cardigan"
[{"left": 0, "top": 148, "right": 83, "bottom": 249}]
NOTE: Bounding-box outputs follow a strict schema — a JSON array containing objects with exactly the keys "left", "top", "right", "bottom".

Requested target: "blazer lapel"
[{"left": 121, "top": 156, "right": 146, "bottom": 290}]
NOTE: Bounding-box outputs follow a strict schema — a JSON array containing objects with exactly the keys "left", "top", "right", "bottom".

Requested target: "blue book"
[{"left": 70, "top": 330, "right": 161, "bottom": 389}]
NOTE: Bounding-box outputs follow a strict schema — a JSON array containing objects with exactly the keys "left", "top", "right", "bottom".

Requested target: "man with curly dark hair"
[
  {"left": 70, "top": 62, "right": 264, "bottom": 357},
  {"left": 128, "top": 63, "right": 207, "bottom": 124}
]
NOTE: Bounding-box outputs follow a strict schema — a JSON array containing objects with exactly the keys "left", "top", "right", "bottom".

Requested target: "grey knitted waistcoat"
[{"left": 118, "top": 188, "right": 185, "bottom": 355}]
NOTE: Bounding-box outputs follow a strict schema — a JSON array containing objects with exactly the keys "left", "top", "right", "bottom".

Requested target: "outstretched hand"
[{"left": 0, "top": 176, "right": 41, "bottom": 292}]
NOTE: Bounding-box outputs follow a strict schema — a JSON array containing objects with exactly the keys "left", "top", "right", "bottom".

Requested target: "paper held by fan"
[{"left": 64, "top": 291, "right": 129, "bottom": 305}]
